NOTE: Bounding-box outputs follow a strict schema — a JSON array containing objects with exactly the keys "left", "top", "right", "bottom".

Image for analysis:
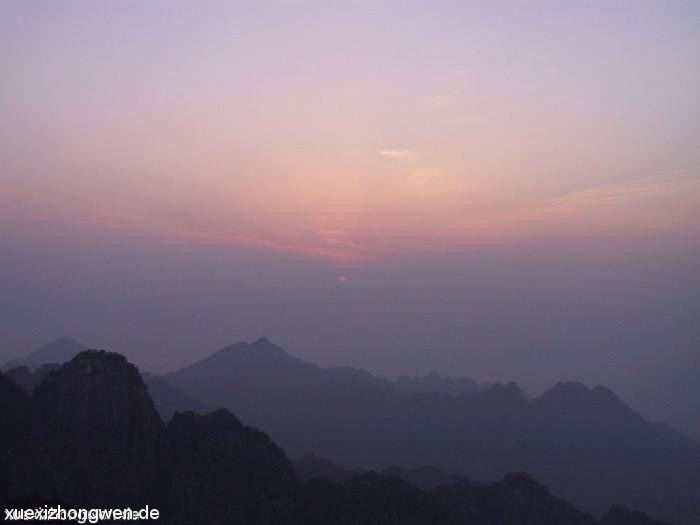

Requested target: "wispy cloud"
[
  {"left": 378, "top": 149, "right": 417, "bottom": 160},
  {"left": 550, "top": 173, "right": 700, "bottom": 209},
  {"left": 0, "top": 186, "right": 372, "bottom": 263}
]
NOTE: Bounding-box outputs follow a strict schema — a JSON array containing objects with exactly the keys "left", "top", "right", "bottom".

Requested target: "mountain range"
[
  {"left": 162, "top": 338, "right": 700, "bottom": 525},
  {"left": 0, "top": 349, "right": 669, "bottom": 525},
  {"left": 3, "top": 337, "right": 698, "bottom": 524}
]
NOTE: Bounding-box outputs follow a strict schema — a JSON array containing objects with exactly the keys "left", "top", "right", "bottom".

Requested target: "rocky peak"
[{"left": 14, "top": 350, "right": 163, "bottom": 505}]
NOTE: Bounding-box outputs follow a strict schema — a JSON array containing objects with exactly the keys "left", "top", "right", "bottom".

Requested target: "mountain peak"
[
  {"left": 537, "top": 381, "right": 629, "bottom": 409},
  {"left": 539, "top": 381, "right": 591, "bottom": 400},
  {"left": 591, "top": 384, "right": 622, "bottom": 403},
  {"left": 64, "top": 349, "right": 133, "bottom": 373},
  {"left": 481, "top": 381, "right": 527, "bottom": 404},
  {"left": 250, "top": 336, "right": 285, "bottom": 352},
  {"left": 31, "top": 336, "right": 85, "bottom": 358},
  {"left": 212, "top": 338, "right": 290, "bottom": 361},
  {"left": 18, "top": 349, "right": 163, "bottom": 505}
]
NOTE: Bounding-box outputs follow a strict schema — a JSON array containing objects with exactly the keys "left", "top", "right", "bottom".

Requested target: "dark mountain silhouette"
[
  {"left": 3, "top": 363, "right": 60, "bottom": 394},
  {"left": 382, "top": 465, "right": 466, "bottom": 491},
  {"left": 2, "top": 337, "right": 208, "bottom": 421},
  {"left": 601, "top": 506, "right": 672, "bottom": 525},
  {"left": 0, "top": 351, "right": 668, "bottom": 525},
  {"left": 165, "top": 337, "right": 398, "bottom": 458},
  {"left": 295, "top": 451, "right": 465, "bottom": 490},
  {"left": 159, "top": 409, "right": 297, "bottom": 523},
  {"left": 2, "top": 336, "right": 86, "bottom": 370},
  {"left": 164, "top": 338, "right": 700, "bottom": 525},
  {"left": 7, "top": 351, "right": 163, "bottom": 506},
  {"left": 0, "top": 372, "right": 31, "bottom": 494},
  {"left": 295, "top": 451, "right": 364, "bottom": 483}
]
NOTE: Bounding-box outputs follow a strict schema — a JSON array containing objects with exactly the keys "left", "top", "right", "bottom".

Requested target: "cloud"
[
  {"left": 549, "top": 173, "right": 700, "bottom": 209},
  {"left": 314, "top": 229, "right": 369, "bottom": 251},
  {"left": 379, "top": 149, "right": 417, "bottom": 161},
  {"left": 315, "top": 229, "right": 348, "bottom": 238},
  {"left": 0, "top": 186, "right": 372, "bottom": 263}
]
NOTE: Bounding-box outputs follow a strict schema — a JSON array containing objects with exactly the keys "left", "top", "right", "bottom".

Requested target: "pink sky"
[{"left": 2, "top": 1, "right": 699, "bottom": 262}]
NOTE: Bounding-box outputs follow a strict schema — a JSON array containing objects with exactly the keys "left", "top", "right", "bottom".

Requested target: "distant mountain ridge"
[
  {"left": 2, "top": 336, "right": 86, "bottom": 370},
  {"left": 295, "top": 451, "right": 466, "bottom": 490},
  {"left": 165, "top": 338, "right": 700, "bottom": 525},
  {"left": 0, "top": 350, "right": 669, "bottom": 525}
]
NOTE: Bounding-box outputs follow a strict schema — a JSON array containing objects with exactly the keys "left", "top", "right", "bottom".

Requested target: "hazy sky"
[{"left": 1, "top": 2, "right": 699, "bottom": 436}]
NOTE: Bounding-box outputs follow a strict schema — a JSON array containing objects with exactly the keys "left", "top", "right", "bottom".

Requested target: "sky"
[{"left": 1, "top": 1, "right": 699, "bottom": 436}]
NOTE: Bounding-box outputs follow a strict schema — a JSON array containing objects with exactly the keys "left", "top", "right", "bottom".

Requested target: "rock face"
[{"left": 0, "top": 350, "right": 673, "bottom": 525}]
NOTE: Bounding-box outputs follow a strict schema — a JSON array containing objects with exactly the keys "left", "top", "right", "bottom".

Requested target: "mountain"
[
  {"left": 295, "top": 452, "right": 465, "bottom": 490},
  {"left": 2, "top": 336, "right": 86, "bottom": 370},
  {"left": 395, "top": 371, "right": 479, "bottom": 394},
  {"left": 295, "top": 451, "right": 364, "bottom": 483},
  {"left": 8, "top": 350, "right": 163, "bottom": 506},
  {"left": 165, "top": 338, "right": 700, "bottom": 525},
  {"left": 2, "top": 363, "right": 60, "bottom": 394},
  {"left": 159, "top": 409, "right": 297, "bottom": 523},
  {"left": 0, "top": 350, "right": 667, "bottom": 525},
  {"left": 601, "top": 506, "right": 672, "bottom": 525},
  {"left": 2, "top": 338, "right": 209, "bottom": 421},
  {"left": 0, "top": 351, "right": 298, "bottom": 523},
  {"left": 382, "top": 465, "right": 466, "bottom": 491},
  {"left": 0, "top": 371, "right": 31, "bottom": 494},
  {"left": 142, "top": 372, "right": 211, "bottom": 421},
  {"left": 166, "top": 338, "right": 399, "bottom": 459}
]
